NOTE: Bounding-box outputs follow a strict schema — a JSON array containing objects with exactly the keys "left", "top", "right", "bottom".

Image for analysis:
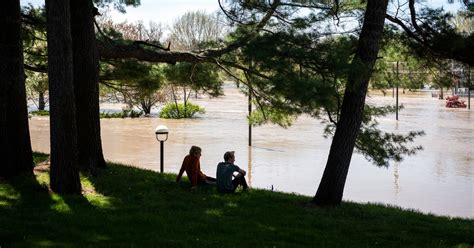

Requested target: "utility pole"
[
  {"left": 395, "top": 61, "right": 399, "bottom": 121},
  {"left": 248, "top": 86, "right": 252, "bottom": 146}
]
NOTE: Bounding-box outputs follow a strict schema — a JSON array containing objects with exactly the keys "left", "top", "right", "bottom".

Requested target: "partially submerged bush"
[
  {"left": 100, "top": 109, "right": 144, "bottom": 119},
  {"left": 30, "top": 110, "right": 50, "bottom": 116},
  {"left": 159, "top": 102, "right": 205, "bottom": 119}
]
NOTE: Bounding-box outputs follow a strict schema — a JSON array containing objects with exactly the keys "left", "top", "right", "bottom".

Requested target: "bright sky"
[
  {"left": 20, "top": 0, "right": 220, "bottom": 26},
  {"left": 20, "top": 0, "right": 466, "bottom": 28},
  {"left": 109, "top": 0, "right": 220, "bottom": 26}
]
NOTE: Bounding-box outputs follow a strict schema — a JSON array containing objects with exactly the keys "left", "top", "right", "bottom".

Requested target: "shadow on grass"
[
  {"left": 0, "top": 171, "right": 98, "bottom": 246},
  {"left": 1, "top": 160, "right": 473, "bottom": 247}
]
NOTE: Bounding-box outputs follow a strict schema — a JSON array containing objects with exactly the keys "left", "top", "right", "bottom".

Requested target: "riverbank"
[
  {"left": 29, "top": 90, "right": 474, "bottom": 218},
  {"left": 0, "top": 153, "right": 472, "bottom": 247}
]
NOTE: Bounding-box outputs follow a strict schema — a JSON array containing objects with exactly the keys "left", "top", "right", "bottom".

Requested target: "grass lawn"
[{"left": 0, "top": 152, "right": 472, "bottom": 247}]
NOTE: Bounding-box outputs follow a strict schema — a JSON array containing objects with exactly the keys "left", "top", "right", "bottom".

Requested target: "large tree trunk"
[
  {"left": 46, "top": 0, "right": 81, "bottom": 194},
  {"left": 312, "top": 0, "right": 389, "bottom": 206},
  {"left": 70, "top": 0, "right": 106, "bottom": 173},
  {"left": 0, "top": 0, "right": 34, "bottom": 178}
]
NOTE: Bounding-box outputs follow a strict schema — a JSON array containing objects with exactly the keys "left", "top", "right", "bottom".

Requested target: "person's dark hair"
[
  {"left": 223, "top": 151, "right": 235, "bottom": 161},
  {"left": 189, "top": 146, "right": 201, "bottom": 156}
]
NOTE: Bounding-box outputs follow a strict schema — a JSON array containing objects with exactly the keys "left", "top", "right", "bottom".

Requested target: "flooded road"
[{"left": 29, "top": 85, "right": 473, "bottom": 218}]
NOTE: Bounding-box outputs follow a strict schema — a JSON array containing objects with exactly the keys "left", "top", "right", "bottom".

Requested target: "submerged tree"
[
  {"left": 100, "top": 60, "right": 163, "bottom": 115},
  {"left": 97, "top": 13, "right": 165, "bottom": 115},
  {"left": 163, "top": 62, "right": 223, "bottom": 118},
  {"left": 25, "top": 71, "right": 48, "bottom": 110}
]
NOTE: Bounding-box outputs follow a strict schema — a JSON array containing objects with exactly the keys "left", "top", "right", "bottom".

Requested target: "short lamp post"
[{"left": 155, "top": 125, "right": 169, "bottom": 173}]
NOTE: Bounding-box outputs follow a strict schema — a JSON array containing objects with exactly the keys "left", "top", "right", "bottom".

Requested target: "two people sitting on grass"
[
  {"left": 176, "top": 146, "right": 216, "bottom": 188},
  {"left": 176, "top": 147, "right": 248, "bottom": 193},
  {"left": 216, "top": 151, "right": 248, "bottom": 193}
]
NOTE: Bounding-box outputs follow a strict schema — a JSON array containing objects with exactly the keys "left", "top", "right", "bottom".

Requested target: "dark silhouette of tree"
[
  {"left": 70, "top": 0, "right": 106, "bottom": 173},
  {"left": 386, "top": 0, "right": 474, "bottom": 66},
  {"left": 0, "top": 0, "right": 33, "bottom": 178},
  {"left": 313, "top": 0, "right": 390, "bottom": 206},
  {"left": 46, "top": 0, "right": 81, "bottom": 193}
]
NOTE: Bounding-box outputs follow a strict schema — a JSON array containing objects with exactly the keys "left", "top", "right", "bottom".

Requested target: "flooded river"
[{"left": 29, "top": 85, "right": 473, "bottom": 218}]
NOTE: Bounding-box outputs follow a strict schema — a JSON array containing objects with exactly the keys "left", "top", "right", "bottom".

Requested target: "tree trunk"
[
  {"left": 38, "top": 91, "right": 45, "bottom": 110},
  {"left": 46, "top": 0, "right": 81, "bottom": 194},
  {"left": 312, "top": 0, "right": 389, "bottom": 206},
  {"left": 141, "top": 100, "right": 151, "bottom": 115},
  {"left": 183, "top": 87, "right": 187, "bottom": 118},
  {"left": 70, "top": 0, "right": 106, "bottom": 173},
  {"left": 171, "top": 86, "right": 180, "bottom": 117},
  {"left": 0, "top": 0, "right": 34, "bottom": 178}
]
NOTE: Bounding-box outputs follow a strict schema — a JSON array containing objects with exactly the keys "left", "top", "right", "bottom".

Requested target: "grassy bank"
[{"left": 0, "top": 153, "right": 472, "bottom": 247}]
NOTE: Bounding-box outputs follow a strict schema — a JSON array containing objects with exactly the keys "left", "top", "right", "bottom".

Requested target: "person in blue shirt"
[{"left": 216, "top": 151, "right": 248, "bottom": 193}]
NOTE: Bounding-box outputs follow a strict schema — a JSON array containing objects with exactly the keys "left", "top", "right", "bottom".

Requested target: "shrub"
[
  {"left": 30, "top": 110, "right": 50, "bottom": 116},
  {"left": 159, "top": 102, "right": 205, "bottom": 119},
  {"left": 100, "top": 109, "right": 144, "bottom": 119}
]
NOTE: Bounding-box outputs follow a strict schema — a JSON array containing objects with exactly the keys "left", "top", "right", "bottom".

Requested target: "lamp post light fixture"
[{"left": 155, "top": 125, "right": 169, "bottom": 173}]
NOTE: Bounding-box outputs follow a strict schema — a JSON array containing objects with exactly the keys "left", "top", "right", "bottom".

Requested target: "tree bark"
[
  {"left": 70, "top": 0, "right": 106, "bottom": 173},
  {"left": 312, "top": 0, "right": 389, "bottom": 206},
  {"left": 46, "top": 0, "right": 81, "bottom": 194},
  {"left": 0, "top": 0, "right": 34, "bottom": 178},
  {"left": 38, "top": 91, "right": 45, "bottom": 110},
  {"left": 183, "top": 87, "right": 187, "bottom": 117}
]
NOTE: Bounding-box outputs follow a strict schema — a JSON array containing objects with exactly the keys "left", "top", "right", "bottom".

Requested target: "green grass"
[{"left": 0, "top": 153, "right": 472, "bottom": 247}]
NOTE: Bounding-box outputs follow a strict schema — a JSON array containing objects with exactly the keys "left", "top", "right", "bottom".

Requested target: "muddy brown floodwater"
[{"left": 29, "top": 84, "right": 473, "bottom": 218}]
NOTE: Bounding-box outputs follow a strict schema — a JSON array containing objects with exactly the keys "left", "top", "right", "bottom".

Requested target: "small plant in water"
[
  {"left": 100, "top": 109, "right": 144, "bottom": 119},
  {"left": 159, "top": 102, "right": 205, "bottom": 119},
  {"left": 30, "top": 110, "right": 50, "bottom": 116}
]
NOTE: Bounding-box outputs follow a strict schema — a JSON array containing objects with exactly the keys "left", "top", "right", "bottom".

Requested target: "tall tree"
[
  {"left": 0, "top": 0, "right": 33, "bottom": 178},
  {"left": 313, "top": 0, "right": 390, "bottom": 205},
  {"left": 46, "top": 0, "right": 81, "bottom": 193},
  {"left": 169, "top": 10, "right": 225, "bottom": 50},
  {"left": 70, "top": 0, "right": 106, "bottom": 173}
]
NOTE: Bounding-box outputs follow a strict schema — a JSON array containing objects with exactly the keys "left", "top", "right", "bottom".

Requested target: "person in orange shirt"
[{"left": 176, "top": 146, "right": 216, "bottom": 188}]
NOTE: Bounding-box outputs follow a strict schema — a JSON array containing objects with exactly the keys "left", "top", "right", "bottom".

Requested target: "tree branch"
[
  {"left": 325, "top": 107, "right": 338, "bottom": 125},
  {"left": 98, "top": 41, "right": 207, "bottom": 64},
  {"left": 24, "top": 64, "right": 47, "bottom": 73},
  {"left": 385, "top": 14, "right": 425, "bottom": 45},
  {"left": 133, "top": 40, "right": 170, "bottom": 51},
  {"left": 209, "top": 0, "right": 280, "bottom": 57}
]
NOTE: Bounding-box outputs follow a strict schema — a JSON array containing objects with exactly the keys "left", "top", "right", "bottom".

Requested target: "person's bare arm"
[{"left": 176, "top": 163, "right": 185, "bottom": 182}]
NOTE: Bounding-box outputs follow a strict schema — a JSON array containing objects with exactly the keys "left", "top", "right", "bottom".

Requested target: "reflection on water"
[{"left": 29, "top": 85, "right": 473, "bottom": 218}]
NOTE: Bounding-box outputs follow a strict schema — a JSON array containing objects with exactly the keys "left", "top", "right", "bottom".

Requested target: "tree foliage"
[
  {"left": 386, "top": 0, "right": 474, "bottom": 66},
  {"left": 168, "top": 10, "right": 226, "bottom": 50},
  {"left": 159, "top": 102, "right": 205, "bottom": 119},
  {"left": 372, "top": 34, "right": 429, "bottom": 92},
  {"left": 97, "top": 15, "right": 166, "bottom": 115},
  {"left": 101, "top": 60, "right": 163, "bottom": 115},
  {"left": 218, "top": 1, "right": 423, "bottom": 167}
]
